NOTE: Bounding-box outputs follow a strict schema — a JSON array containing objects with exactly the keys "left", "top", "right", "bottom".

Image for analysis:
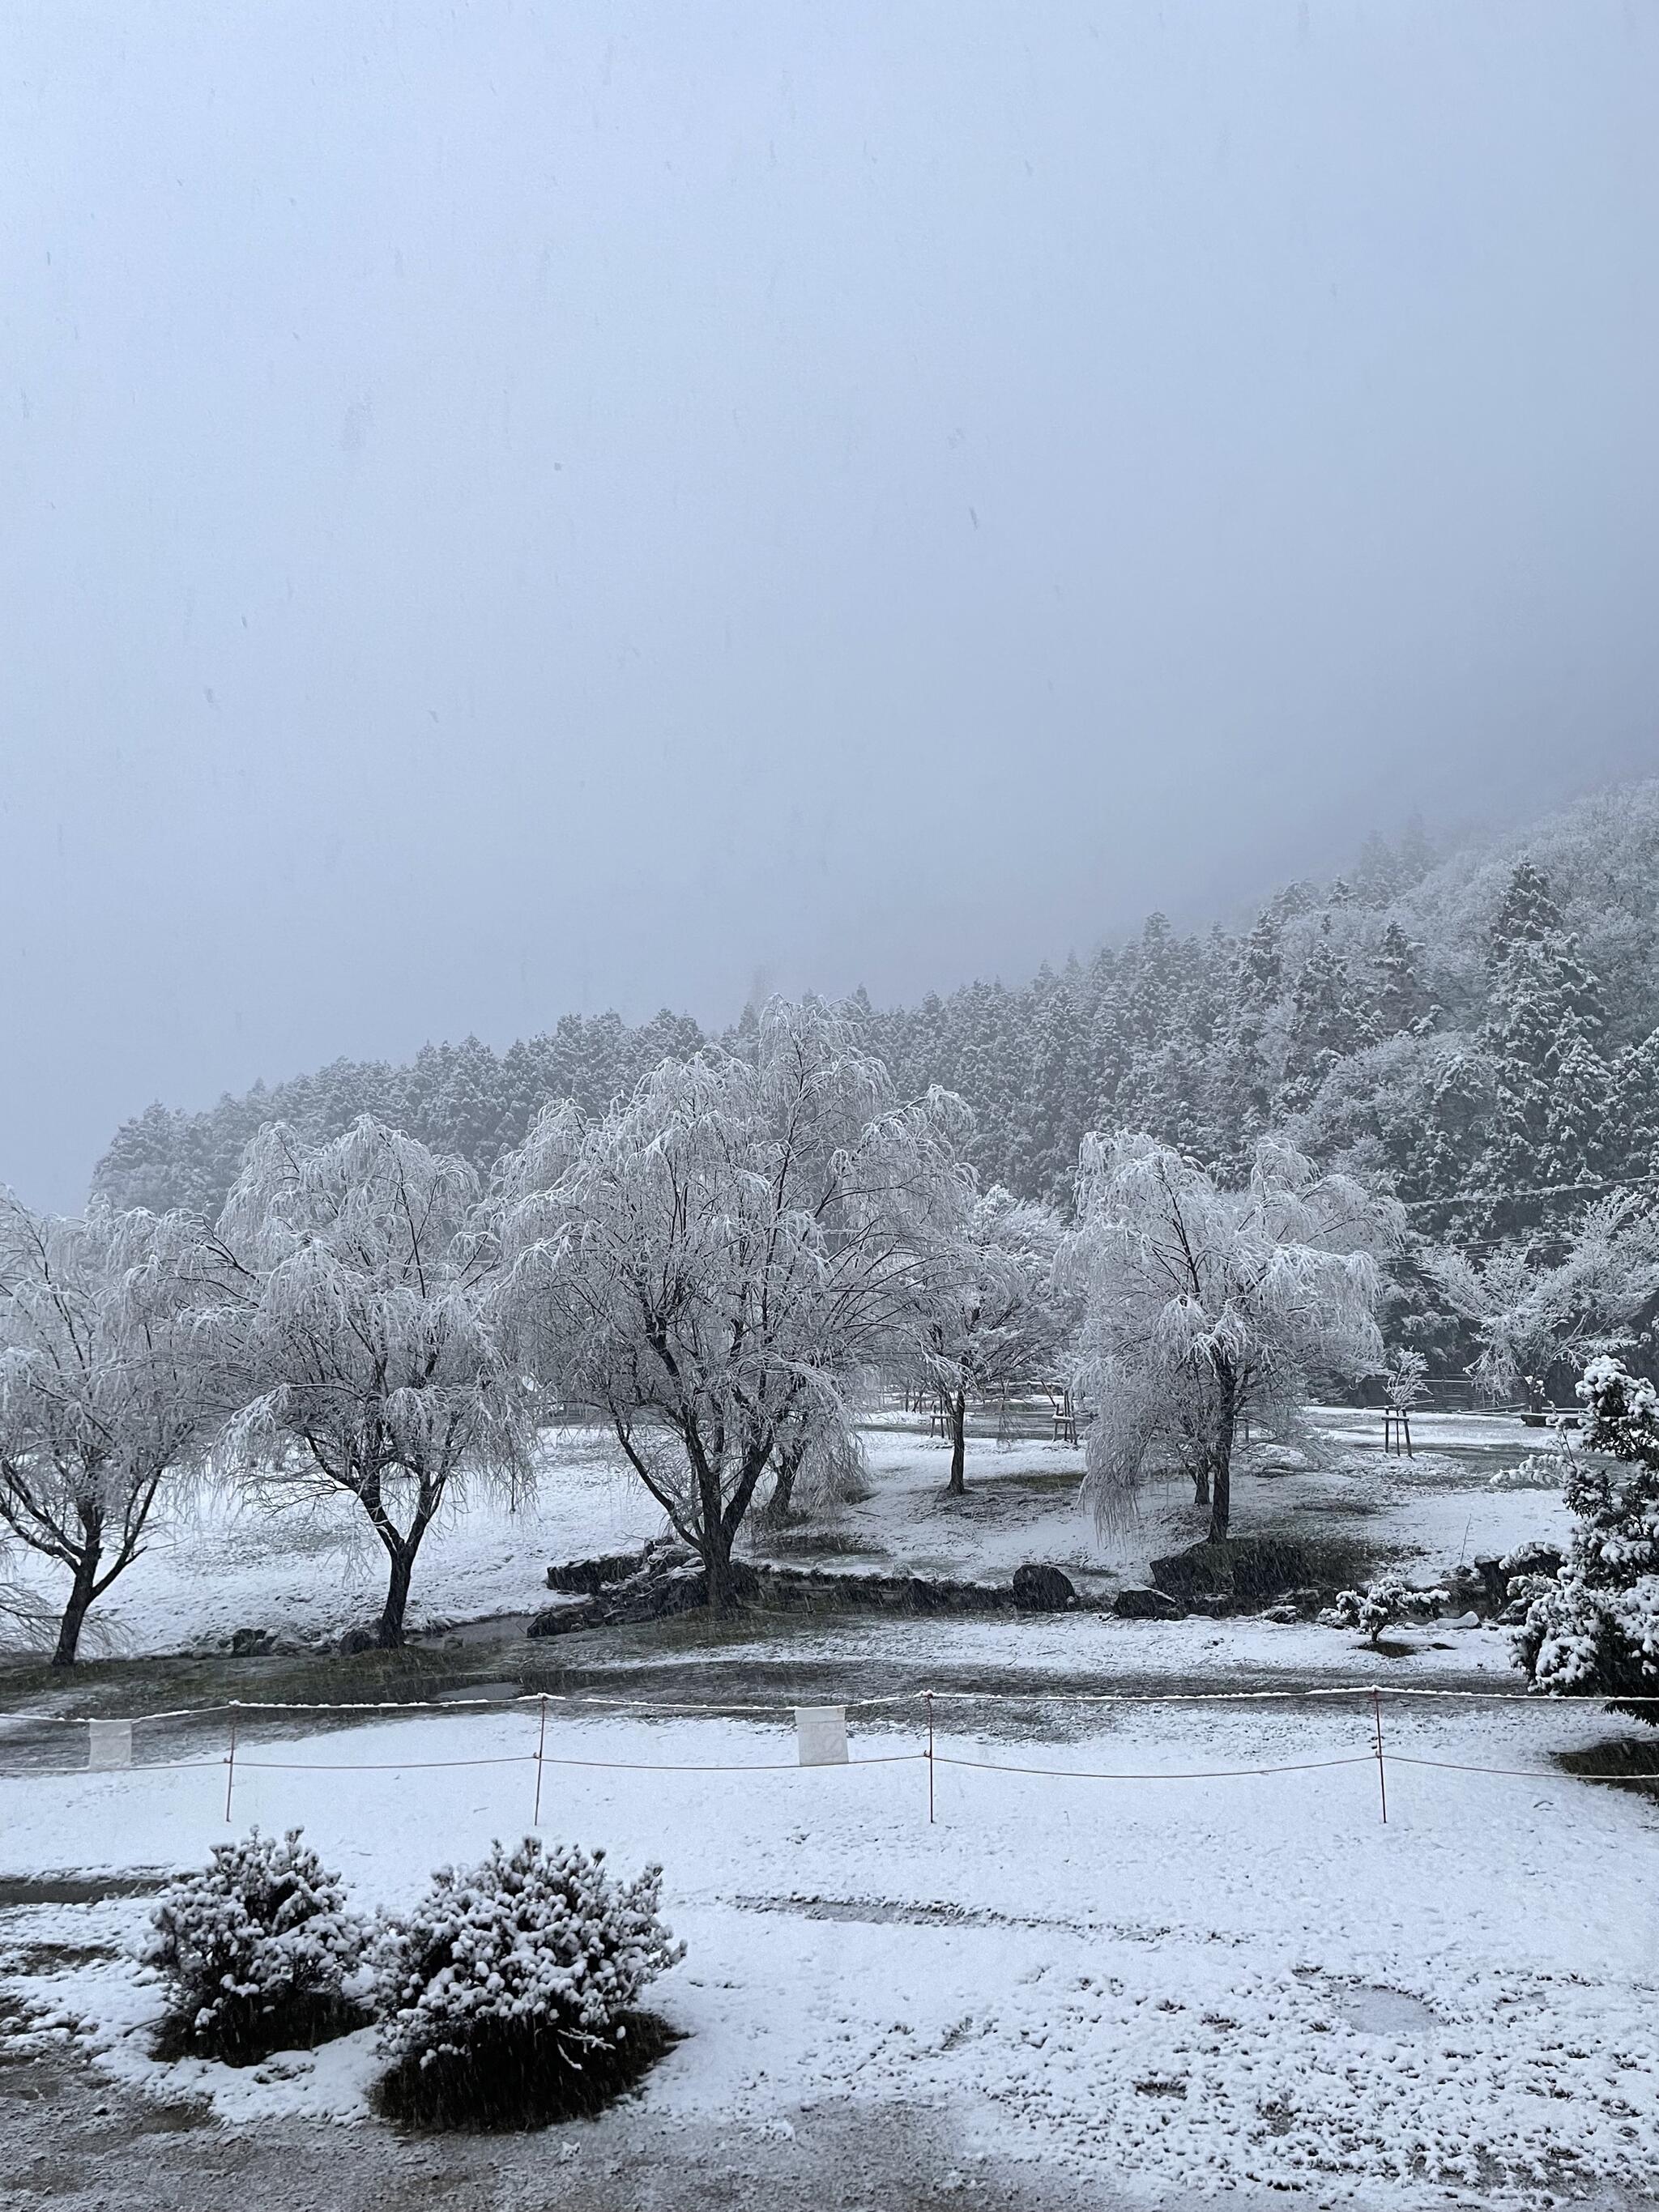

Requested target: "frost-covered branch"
[
  {"left": 202, "top": 1119, "right": 534, "bottom": 1647},
  {"left": 0, "top": 1192, "right": 219, "bottom": 1665}
]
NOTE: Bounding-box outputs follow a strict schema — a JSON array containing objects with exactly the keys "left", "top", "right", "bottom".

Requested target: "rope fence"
[
  {"left": 6, "top": 1682, "right": 1658, "bottom": 1728},
  {"left": 2, "top": 1684, "right": 1653, "bottom": 1834}
]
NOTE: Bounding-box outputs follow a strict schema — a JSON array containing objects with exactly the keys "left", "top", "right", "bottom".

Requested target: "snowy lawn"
[
  {"left": 804, "top": 1412, "right": 1574, "bottom": 1596},
  {"left": 2, "top": 1690, "right": 1656, "bottom": 2207},
  {"left": 0, "top": 1408, "right": 1571, "bottom": 1664},
  {"left": 566, "top": 1606, "right": 1533, "bottom": 1694},
  {"left": 0, "top": 1434, "right": 667, "bottom": 1660}
]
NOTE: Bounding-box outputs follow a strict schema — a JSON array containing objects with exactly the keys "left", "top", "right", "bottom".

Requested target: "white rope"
[{"left": 2, "top": 1681, "right": 1654, "bottom": 1731}]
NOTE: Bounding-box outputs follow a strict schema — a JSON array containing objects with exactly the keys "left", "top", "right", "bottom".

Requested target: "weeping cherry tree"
[
  {"left": 0, "top": 1195, "right": 216, "bottom": 1666},
  {"left": 1423, "top": 1194, "right": 1659, "bottom": 1407},
  {"left": 910, "top": 1184, "right": 1077, "bottom": 1495},
  {"left": 1062, "top": 1132, "right": 1400, "bottom": 1543},
  {"left": 210, "top": 1119, "right": 533, "bottom": 1647},
  {"left": 496, "top": 999, "right": 972, "bottom": 1610}
]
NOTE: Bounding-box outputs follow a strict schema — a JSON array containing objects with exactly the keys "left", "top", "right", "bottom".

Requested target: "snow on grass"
[
  {"left": 585, "top": 1605, "right": 1529, "bottom": 1690},
  {"left": 757, "top": 1426, "right": 1098, "bottom": 1584},
  {"left": 1304, "top": 1405, "right": 1547, "bottom": 1455},
  {"left": 2, "top": 1430, "right": 667, "bottom": 1659},
  {"left": 0, "top": 1408, "right": 1571, "bottom": 1664},
  {"left": 2, "top": 1694, "right": 1657, "bottom": 2205}
]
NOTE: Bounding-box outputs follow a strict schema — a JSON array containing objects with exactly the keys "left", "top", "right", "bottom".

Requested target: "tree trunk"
[
  {"left": 1207, "top": 1390, "right": 1238, "bottom": 1545},
  {"left": 762, "top": 1440, "right": 805, "bottom": 1526},
  {"left": 704, "top": 1523, "right": 740, "bottom": 1615},
  {"left": 376, "top": 1542, "right": 418, "bottom": 1647},
  {"left": 766, "top": 1463, "right": 797, "bottom": 1523},
  {"left": 945, "top": 1389, "right": 967, "bottom": 1495},
  {"left": 1191, "top": 1461, "right": 1210, "bottom": 1508},
  {"left": 52, "top": 1550, "right": 101, "bottom": 1669}
]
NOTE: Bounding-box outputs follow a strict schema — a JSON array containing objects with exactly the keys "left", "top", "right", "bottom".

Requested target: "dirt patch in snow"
[{"left": 0, "top": 2040, "right": 1158, "bottom": 2212}]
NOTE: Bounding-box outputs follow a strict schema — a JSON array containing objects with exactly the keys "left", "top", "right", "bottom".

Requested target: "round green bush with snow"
[
  {"left": 143, "top": 1826, "right": 369, "bottom": 2064},
  {"left": 373, "top": 1835, "right": 683, "bottom": 2125}
]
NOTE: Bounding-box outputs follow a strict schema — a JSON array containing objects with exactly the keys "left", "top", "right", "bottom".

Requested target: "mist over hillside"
[{"left": 94, "top": 779, "right": 1659, "bottom": 1281}]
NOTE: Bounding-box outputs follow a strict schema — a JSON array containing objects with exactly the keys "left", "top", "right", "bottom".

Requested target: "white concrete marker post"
[
  {"left": 795, "top": 1706, "right": 849, "bottom": 1767},
  {"left": 86, "top": 1720, "right": 133, "bottom": 1771}
]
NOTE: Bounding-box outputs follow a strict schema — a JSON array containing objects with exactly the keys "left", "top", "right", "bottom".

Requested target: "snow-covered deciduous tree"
[
  {"left": 0, "top": 1196, "right": 217, "bottom": 1667},
  {"left": 1380, "top": 1345, "right": 1429, "bottom": 1411},
  {"left": 1063, "top": 1134, "right": 1399, "bottom": 1543},
  {"left": 907, "top": 1185, "right": 1077, "bottom": 1494},
  {"left": 496, "top": 1000, "right": 973, "bottom": 1610},
  {"left": 1512, "top": 1357, "right": 1659, "bottom": 1715},
  {"left": 1423, "top": 1195, "right": 1659, "bottom": 1404},
  {"left": 208, "top": 1119, "right": 533, "bottom": 1648},
  {"left": 759, "top": 1400, "right": 872, "bottom": 1528}
]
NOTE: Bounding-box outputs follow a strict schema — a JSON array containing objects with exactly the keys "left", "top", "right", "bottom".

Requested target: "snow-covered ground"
[
  {"left": 2, "top": 1434, "right": 667, "bottom": 1660},
  {"left": 0, "top": 1404, "right": 1633, "bottom": 2206},
  {"left": 2, "top": 1691, "right": 1656, "bottom": 2207},
  {"left": 774, "top": 1409, "right": 1573, "bottom": 1597},
  {"left": 0, "top": 1408, "right": 1572, "bottom": 1663},
  {"left": 569, "top": 1605, "right": 1529, "bottom": 1694}
]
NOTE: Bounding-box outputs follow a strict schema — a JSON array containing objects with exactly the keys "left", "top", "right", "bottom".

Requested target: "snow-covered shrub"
[
  {"left": 1488, "top": 1452, "right": 1570, "bottom": 1492},
  {"left": 1320, "top": 1579, "right": 1447, "bottom": 1647},
  {"left": 1512, "top": 1357, "right": 1659, "bottom": 1716},
  {"left": 372, "top": 1836, "right": 683, "bottom": 2126},
  {"left": 144, "top": 1827, "right": 369, "bottom": 2064}
]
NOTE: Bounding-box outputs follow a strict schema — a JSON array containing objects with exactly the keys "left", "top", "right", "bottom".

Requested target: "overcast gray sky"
[{"left": 3, "top": 1, "right": 1657, "bottom": 1210}]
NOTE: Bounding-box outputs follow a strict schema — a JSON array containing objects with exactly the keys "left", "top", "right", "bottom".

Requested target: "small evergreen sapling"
[
  {"left": 1320, "top": 1579, "right": 1448, "bottom": 1646},
  {"left": 373, "top": 1836, "right": 683, "bottom": 2126},
  {"left": 143, "top": 1827, "right": 369, "bottom": 2063}
]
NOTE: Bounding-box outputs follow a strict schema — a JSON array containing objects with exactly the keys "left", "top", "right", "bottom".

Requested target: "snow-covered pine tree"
[
  {"left": 422, "top": 1036, "right": 510, "bottom": 1169},
  {"left": 1371, "top": 920, "right": 1431, "bottom": 1037},
  {"left": 1018, "top": 977, "right": 1095, "bottom": 1208},
  {"left": 1210, "top": 907, "right": 1288, "bottom": 1172},
  {"left": 1350, "top": 830, "right": 1405, "bottom": 906},
  {"left": 1608, "top": 1029, "right": 1659, "bottom": 1185},
  {"left": 1395, "top": 810, "right": 1436, "bottom": 889},
  {"left": 89, "top": 1103, "right": 207, "bottom": 1217},
  {"left": 1512, "top": 1357, "right": 1659, "bottom": 1716},
  {"left": 1543, "top": 1033, "right": 1614, "bottom": 1200},
  {"left": 1277, "top": 918, "right": 1375, "bottom": 1117},
  {"left": 1477, "top": 863, "right": 1608, "bottom": 1235}
]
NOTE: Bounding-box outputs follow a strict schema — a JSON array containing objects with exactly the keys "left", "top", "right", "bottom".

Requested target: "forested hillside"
[{"left": 94, "top": 780, "right": 1659, "bottom": 1256}]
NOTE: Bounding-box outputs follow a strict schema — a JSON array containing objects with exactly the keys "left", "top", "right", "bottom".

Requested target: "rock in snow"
[
  {"left": 1113, "top": 1586, "right": 1185, "bottom": 1622},
  {"left": 1010, "top": 1562, "right": 1077, "bottom": 1611}
]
